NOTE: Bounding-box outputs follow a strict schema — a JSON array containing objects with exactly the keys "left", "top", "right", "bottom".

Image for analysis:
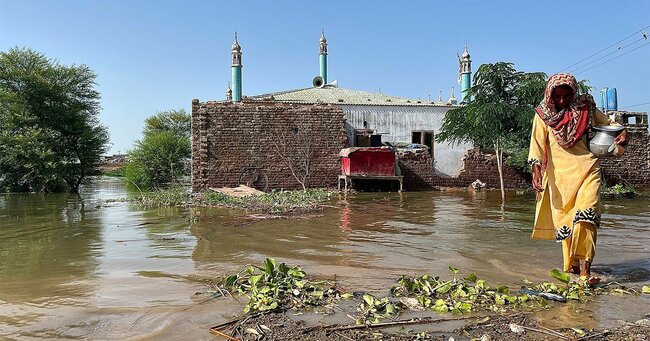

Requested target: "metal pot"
[{"left": 589, "top": 125, "right": 625, "bottom": 157}]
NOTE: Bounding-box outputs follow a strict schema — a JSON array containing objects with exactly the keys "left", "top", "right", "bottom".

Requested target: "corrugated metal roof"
[{"left": 248, "top": 85, "right": 457, "bottom": 107}]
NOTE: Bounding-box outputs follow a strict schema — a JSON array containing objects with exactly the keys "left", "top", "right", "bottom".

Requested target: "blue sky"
[{"left": 1, "top": 0, "right": 649, "bottom": 155}]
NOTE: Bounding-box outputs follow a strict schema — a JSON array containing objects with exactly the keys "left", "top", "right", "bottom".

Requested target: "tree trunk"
[{"left": 494, "top": 139, "right": 505, "bottom": 208}]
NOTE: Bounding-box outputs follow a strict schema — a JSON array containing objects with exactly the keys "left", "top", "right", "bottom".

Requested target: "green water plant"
[
  {"left": 357, "top": 293, "right": 404, "bottom": 325},
  {"left": 220, "top": 258, "right": 339, "bottom": 313},
  {"left": 215, "top": 260, "right": 649, "bottom": 326}
]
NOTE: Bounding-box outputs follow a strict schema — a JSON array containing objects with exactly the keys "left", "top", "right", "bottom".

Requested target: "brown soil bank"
[{"left": 214, "top": 311, "right": 650, "bottom": 341}]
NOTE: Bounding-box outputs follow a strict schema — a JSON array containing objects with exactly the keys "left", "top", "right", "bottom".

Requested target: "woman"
[{"left": 528, "top": 73, "right": 628, "bottom": 285}]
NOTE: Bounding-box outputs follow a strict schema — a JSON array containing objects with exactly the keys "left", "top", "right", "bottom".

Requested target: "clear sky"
[{"left": 1, "top": 0, "right": 649, "bottom": 155}]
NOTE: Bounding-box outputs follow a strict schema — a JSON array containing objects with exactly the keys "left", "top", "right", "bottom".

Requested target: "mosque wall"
[
  {"left": 342, "top": 105, "right": 474, "bottom": 177},
  {"left": 191, "top": 100, "right": 347, "bottom": 192}
]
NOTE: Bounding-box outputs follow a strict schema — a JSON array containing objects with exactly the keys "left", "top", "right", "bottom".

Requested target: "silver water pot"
[{"left": 589, "top": 125, "right": 625, "bottom": 157}]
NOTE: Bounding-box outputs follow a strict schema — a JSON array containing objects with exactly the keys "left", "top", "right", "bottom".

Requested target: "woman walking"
[{"left": 528, "top": 73, "right": 628, "bottom": 285}]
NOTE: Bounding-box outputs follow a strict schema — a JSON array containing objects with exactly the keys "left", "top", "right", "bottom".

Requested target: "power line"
[
  {"left": 574, "top": 41, "right": 650, "bottom": 76},
  {"left": 619, "top": 102, "right": 650, "bottom": 109},
  {"left": 561, "top": 25, "right": 649, "bottom": 71},
  {"left": 567, "top": 37, "right": 646, "bottom": 73}
]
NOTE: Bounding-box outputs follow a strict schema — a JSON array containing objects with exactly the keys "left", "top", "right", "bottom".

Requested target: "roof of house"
[{"left": 247, "top": 85, "right": 458, "bottom": 107}]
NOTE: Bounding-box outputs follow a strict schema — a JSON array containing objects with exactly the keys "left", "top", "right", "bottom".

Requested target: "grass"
[
  {"left": 201, "top": 188, "right": 334, "bottom": 214},
  {"left": 122, "top": 186, "right": 333, "bottom": 212},
  {"left": 102, "top": 167, "right": 126, "bottom": 177}
]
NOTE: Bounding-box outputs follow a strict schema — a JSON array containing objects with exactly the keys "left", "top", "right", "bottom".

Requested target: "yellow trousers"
[{"left": 561, "top": 221, "right": 597, "bottom": 272}]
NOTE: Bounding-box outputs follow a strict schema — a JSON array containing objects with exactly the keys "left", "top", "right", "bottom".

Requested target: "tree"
[
  {"left": 0, "top": 47, "right": 109, "bottom": 193},
  {"left": 270, "top": 120, "right": 319, "bottom": 191},
  {"left": 125, "top": 109, "right": 191, "bottom": 188},
  {"left": 436, "top": 62, "right": 547, "bottom": 205},
  {"left": 142, "top": 109, "right": 191, "bottom": 138}
]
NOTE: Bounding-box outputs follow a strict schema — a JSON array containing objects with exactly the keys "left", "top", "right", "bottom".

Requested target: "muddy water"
[{"left": 1, "top": 177, "right": 648, "bottom": 340}]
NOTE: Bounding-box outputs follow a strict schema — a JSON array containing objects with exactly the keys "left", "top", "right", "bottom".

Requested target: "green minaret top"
[
  {"left": 231, "top": 32, "right": 242, "bottom": 67},
  {"left": 319, "top": 30, "right": 328, "bottom": 55}
]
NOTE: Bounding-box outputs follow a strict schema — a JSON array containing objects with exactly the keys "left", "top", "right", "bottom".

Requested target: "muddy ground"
[{"left": 212, "top": 311, "right": 650, "bottom": 341}]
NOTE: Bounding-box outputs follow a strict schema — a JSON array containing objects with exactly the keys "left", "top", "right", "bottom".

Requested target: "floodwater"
[{"left": 1, "top": 177, "right": 648, "bottom": 340}]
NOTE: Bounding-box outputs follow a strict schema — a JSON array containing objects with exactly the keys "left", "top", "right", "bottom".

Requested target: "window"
[{"left": 411, "top": 130, "right": 434, "bottom": 157}]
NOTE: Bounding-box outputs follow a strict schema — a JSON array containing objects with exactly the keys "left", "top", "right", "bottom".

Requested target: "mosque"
[{"left": 220, "top": 32, "right": 474, "bottom": 177}]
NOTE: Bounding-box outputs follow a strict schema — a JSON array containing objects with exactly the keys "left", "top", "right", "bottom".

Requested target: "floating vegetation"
[
  {"left": 602, "top": 183, "right": 637, "bottom": 198},
  {"left": 202, "top": 189, "right": 334, "bottom": 213},
  {"left": 214, "top": 259, "right": 650, "bottom": 326},
  {"left": 218, "top": 258, "right": 340, "bottom": 313}
]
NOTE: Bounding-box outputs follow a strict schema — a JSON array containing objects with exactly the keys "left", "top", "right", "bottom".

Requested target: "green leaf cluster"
[
  {"left": 125, "top": 109, "right": 191, "bottom": 189},
  {"left": 0, "top": 47, "right": 109, "bottom": 192},
  {"left": 221, "top": 257, "right": 339, "bottom": 313},
  {"left": 357, "top": 293, "right": 403, "bottom": 325},
  {"left": 391, "top": 270, "right": 530, "bottom": 315}
]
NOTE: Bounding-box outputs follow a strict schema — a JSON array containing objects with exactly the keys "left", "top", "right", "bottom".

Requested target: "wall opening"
[{"left": 411, "top": 130, "right": 434, "bottom": 156}]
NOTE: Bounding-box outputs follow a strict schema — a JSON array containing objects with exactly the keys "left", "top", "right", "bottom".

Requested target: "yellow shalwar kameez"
[{"left": 528, "top": 108, "right": 616, "bottom": 272}]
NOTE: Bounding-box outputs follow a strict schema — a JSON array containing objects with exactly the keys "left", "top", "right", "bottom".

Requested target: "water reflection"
[{"left": 0, "top": 192, "right": 102, "bottom": 304}]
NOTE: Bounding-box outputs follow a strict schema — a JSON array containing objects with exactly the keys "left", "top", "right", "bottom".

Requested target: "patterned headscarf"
[{"left": 535, "top": 73, "right": 594, "bottom": 148}]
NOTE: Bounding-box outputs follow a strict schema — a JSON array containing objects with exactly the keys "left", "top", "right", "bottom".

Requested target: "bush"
[{"left": 124, "top": 110, "right": 190, "bottom": 189}]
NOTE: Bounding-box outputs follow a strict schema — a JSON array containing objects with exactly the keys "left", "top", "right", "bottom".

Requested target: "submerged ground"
[{"left": 0, "top": 177, "right": 648, "bottom": 339}]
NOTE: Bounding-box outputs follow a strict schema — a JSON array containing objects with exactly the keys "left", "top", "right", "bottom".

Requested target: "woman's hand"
[
  {"left": 532, "top": 164, "right": 543, "bottom": 193},
  {"left": 615, "top": 129, "right": 629, "bottom": 147}
]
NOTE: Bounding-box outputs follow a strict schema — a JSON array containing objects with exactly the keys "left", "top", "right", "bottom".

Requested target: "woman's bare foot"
[
  {"left": 569, "top": 265, "right": 580, "bottom": 275},
  {"left": 585, "top": 276, "right": 601, "bottom": 286},
  {"left": 580, "top": 261, "right": 601, "bottom": 286}
]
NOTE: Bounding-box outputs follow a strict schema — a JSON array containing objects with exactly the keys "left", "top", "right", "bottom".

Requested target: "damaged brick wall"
[
  {"left": 192, "top": 99, "right": 347, "bottom": 192},
  {"left": 398, "top": 149, "right": 530, "bottom": 189}
]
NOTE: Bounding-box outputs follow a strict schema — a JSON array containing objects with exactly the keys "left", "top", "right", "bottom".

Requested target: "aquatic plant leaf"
[
  {"left": 549, "top": 269, "right": 571, "bottom": 283},
  {"left": 264, "top": 258, "right": 276, "bottom": 275},
  {"left": 385, "top": 303, "right": 396, "bottom": 314},
  {"left": 448, "top": 266, "right": 459, "bottom": 274},
  {"left": 642, "top": 286, "right": 650, "bottom": 294},
  {"left": 225, "top": 274, "right": 238, "bottom": 286},
  {"left": 288, "top": 267, "right": 306, "bottom": 278},
  {"left": 340, "top": 292, "right": 353, "bottom": 299},
  {"left": 278, "top": 262, "right": 289, "bottom": 275},
  {"left": 496, "top": 285, "right": 510, "bottom": 294},
  {"left": 363, "top": 294, "right": 375, "bottom": 306},
  {"left": 249, "top": 275, "right": 262, "bottom": 286},
  {"left": 464, "top": 273, "right": 478, "bottom": 283},
  {"left": 436, "top": 283, "right": 452, "bottom": 294}
]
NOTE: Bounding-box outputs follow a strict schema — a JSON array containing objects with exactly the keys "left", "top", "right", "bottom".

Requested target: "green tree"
[
  {"left": 436, "top": 62, "right": 546, "bottom": 205},
  {"left": 0, "top": 47, "right": 109, "bottom": 193},
  {"left": 143, "top": 109, "right": 191, "bottom": 138},
  {"left": 125, "top": 110, "right": 191, "bottom": 189}
]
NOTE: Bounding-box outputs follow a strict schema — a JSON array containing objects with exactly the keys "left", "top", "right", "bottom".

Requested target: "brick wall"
[
  {"left": 398, "top": 149, "right": 530, "bottom": 190},
  {"left": 600, "top": 129, "right": 650, "bottom": 187},
  {"left": 191, "top": 99, "right": 347, "bottom": 192}
]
